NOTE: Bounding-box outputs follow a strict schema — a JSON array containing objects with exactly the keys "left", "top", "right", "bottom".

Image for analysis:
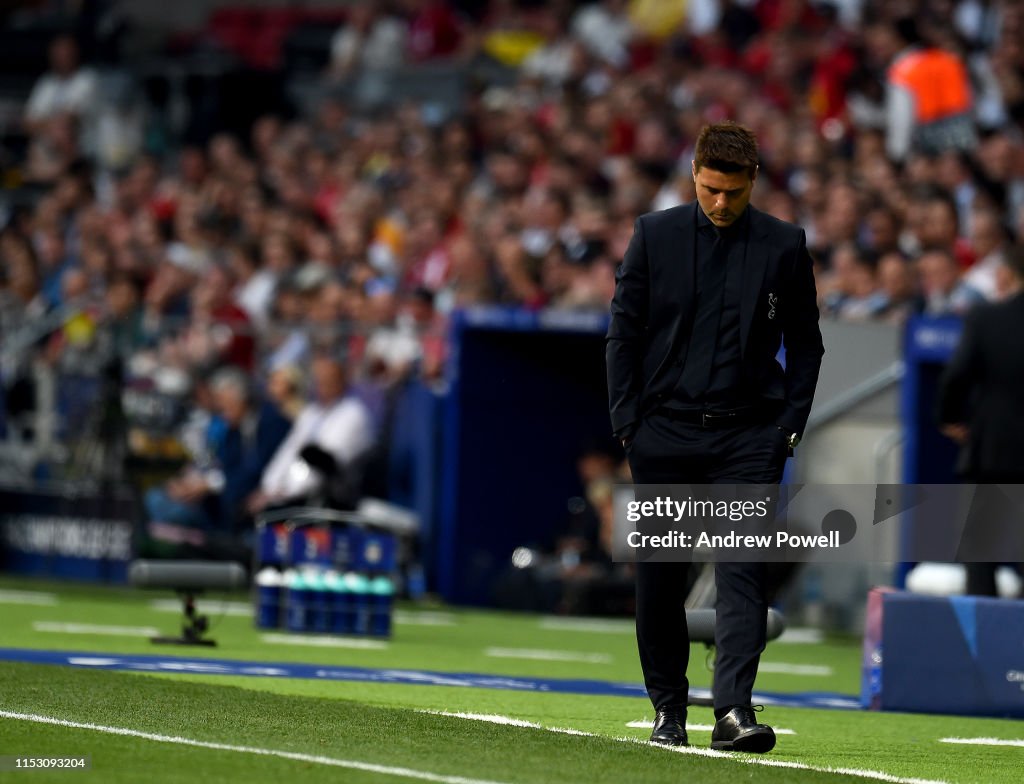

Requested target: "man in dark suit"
[
  {"left": 606, "top": 122, "right": 824, "bottom": 752},
  {"left": 145, "top": 368, "right": 291, "bottom": 538},
  {"left": 938, "top": 245, "right": 1024, "bottom": 597}
]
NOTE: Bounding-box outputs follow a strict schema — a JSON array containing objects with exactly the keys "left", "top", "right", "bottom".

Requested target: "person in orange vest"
[{"left": 866, "top": 17, "right": 976, "bottom": 162}]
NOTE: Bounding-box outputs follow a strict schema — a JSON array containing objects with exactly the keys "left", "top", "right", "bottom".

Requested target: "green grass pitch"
[{"left": 0, "top": 577, "right": 1021, "bottom": 784}]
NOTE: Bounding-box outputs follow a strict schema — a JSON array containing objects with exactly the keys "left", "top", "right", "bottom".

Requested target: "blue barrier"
[
  {"left": 898, "top": 316, "right": 964, "bottom": 586},
  {"left": 0, "top": 484, "right": 135, "bottom": 582},
  {"left": 387, "top": 378, "right": 442, "bottom": 583},
  {"left": 436, "top": 307, "right": 612, "bottom": 604},
  {"left": 863, "top": 588, "right": 1024, "bottom": 717},
  {"left": 901, "top": 316, "right": 963, "bottom": 484}
]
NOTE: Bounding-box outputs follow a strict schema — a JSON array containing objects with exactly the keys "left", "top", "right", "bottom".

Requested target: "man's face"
[
  {"left": 692, "top": 163, "right": 756, "bottom": 228},
  {"left": 50, "top": 37, "right": 78, "bottom": 76},
  {"left": 917, "top": 252, "right": 958, "bottom": 297},
  {"left": 214, "top": 387, "right": 247, "bottom": 427},
  {"left": 312, "top": 359, "right": 345, "bottom": 404}
]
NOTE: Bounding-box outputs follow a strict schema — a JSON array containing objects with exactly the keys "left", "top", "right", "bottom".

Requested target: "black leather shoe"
[
  {"left": 650, "top": 707, "right": 688, "bottom": 746},
  {"left": 711, "top": 706, "right": 776, "bottom": 753}
]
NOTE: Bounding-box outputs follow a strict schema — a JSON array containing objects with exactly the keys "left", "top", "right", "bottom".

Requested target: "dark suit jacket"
[
  {"left": 606, "top": 202, "right": 824, "bottom": 438},
  {"left": 217, "top": 401, "right": 292, "bottom": 525},
  {"left": 937, "top": 292, "right": 1024, "bottom": 477}
]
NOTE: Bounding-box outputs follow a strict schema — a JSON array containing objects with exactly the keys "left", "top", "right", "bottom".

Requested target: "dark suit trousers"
[
  {"left": 626, "top": 412, "right": 789, "bottom": 711},
  {"left": 960, "top": 472, "right": 1024, "bottom": 597}
]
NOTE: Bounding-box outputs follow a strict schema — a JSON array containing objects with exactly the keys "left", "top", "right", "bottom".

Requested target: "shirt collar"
[{"left": 696, "top": 204, "right": 749, "bottom": 238}]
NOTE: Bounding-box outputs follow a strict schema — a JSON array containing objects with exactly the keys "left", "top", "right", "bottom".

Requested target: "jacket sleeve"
[
  {"left": 778, "top": 229, "right": 825, "bottom": 436},
  {"left": 606, "top": 216, "right": 650, "bottom": 438},
  {"left": 223, "top": 405, "right": 291, "bottom": 511},
  {"left": 937, "top": 311, "right": 980, "bottom": 425}
]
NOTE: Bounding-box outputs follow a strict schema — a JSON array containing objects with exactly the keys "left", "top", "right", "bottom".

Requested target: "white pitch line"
[
  {"left": 547, "top": 727, "right": 594, "bottom": 737},
  {"left": 32, "top": 622, "right": 160, "bottom": 637},
  {"left": 260, "top": 633, "right": 388, "bottom": 650},
  {"left": 776, "top": 628, "right": 825, "bottom": 644},
  {"left": 940, "top": 737, "right": 1024, "bottom": 748},
  {"left": 423, "top": 711, "right": 541, "bottom": 728},
  {"left": 625, "top": 720, "right": 796, "bottom": 735},
  {"left": 422, "top": 711, "right": 599, "bottom": 738},
  {"left": 427, "top": 711, "right": 947, "bottom": 784},
  {"left": 0, "top": 589, "right": 58, "bottom": 606},
  {"left": 0, "top": 710, "right": 509, "bottom": 784},
  {"left": 484, "top": 647, "right": 612, "bottom": 664},
  {"left": 393, "top": 611, "right": 457, "bottom": 627},
  {"left": 648, "top": 739, "right": 948, "bottom": 784},
  {"left": 538, "top": 617, "right": 632, "bottom": 634},
  {"left": 150, "top": 599, "right": 252, "bottom": 617},
  {"left": 756, "top": 662, "right": 833, "bottom": 676}
]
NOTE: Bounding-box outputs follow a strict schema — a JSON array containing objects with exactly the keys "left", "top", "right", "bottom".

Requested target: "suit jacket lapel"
[
  {"left": 673, "top": 202, "right": 698, "bottom": 314},
  {"left": 650, "top": 203, "right": 698, "bottom": 390},
  {"left": 739, "top": 207, "right": 770, "bottom": 359}
]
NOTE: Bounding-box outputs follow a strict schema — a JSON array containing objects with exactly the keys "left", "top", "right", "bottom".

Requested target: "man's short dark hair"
[{"left": 694, "top": 122, "right": 759, "bottom": 177}]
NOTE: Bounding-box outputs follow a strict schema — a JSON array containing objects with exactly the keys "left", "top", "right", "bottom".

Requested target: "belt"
[{"left": 655, "top": 406, "right": 769, "bottom": 429}]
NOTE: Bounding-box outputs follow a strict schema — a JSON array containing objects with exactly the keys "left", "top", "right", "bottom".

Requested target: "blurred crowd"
[{"left": 2, "top": 0, "right": 1024, "bottom": 538}]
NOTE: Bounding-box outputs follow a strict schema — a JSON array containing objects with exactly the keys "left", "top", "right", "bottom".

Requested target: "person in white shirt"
[
  {"left": 327, "top": 1, "right": 408, "bottom": 80},
  {"left": 24, "top": 34, "right": 97, "bottom": 132},
  {"left": 571, "top": 0, "right": 634, "bottom": 69},
  {"left": 963, "top": 209, "right": 1008, "bottom": 302},
  {"left": 249, "top": 355, "right": 374, "bottom": 511}
]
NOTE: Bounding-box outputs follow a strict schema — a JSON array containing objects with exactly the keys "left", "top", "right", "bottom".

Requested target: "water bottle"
[
  {"left": 304, "top": 567, "right": 329, "bottom": 633},
  {"left": 254, "top": 567, "right": 283, "bottom": 629},
  {"left": 369, "top": 575, "right": 394, "bottom": 637},
  {"left": 324, "top": 570, "right": 348, "bottom": 634},
  {"left": 348, "top": 573, "right": 371, "bottom": 635},
  {"left": 285, "top": 569, "right": 308, "bottom": 632}
]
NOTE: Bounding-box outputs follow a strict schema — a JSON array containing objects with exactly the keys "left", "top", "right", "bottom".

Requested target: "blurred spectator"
[
  {"left": 0, "top": 234, "right": 48, "bottom": 336},
  {"left": 571, "top": 0, "right": 633, "bottom": 69},
  {"left": 249, "top": 355, "right": 374, "bottom": 512},
  {"left": 822, "top": 243, "right": 888, "bottom": 321},
  {"left": 520, "top": 9, "right": 585, "bottom": 87},
  {"left": 909, "top": 190, "right": 976, "bottom": 268},
  {"left": 327, "top": 1, "right": 409, "bottom": 80},
  {"left": 406, "top": 0, "right": 464, "bottom": 61},
  {"left": 964, "top": 208, "right": 1010, "bottom": 301},
  {"left": 876, "top": 252, "right": 917, "bottom": 323},
  {"left": 5, "top": 0, "right": 1024, "bottom": 492},
  {"left": 867, "top": 16, "right": 975, "bottom": 161},
  {"left": 24, "top": 34, "right": 97, "bottom": 133},
  {"left": 182, "top": 263, "right": 256, "bottom": 372},
  {"left": 266, "top": 364, "right": 305, "bottom": 422},
  {"left": 100, "top": 272, "right": 146, "bottom": 358},
  {"left": 362, "top": 286, "right": 420, "bottom": 388},
  {"left": 399, "top": 286, "right": 446, "bottom": 382},
  {"left": 862, "top": 206, "right": 901, "bottom": 256},
  {"left": 917, "top": 248, "right": 986, "bottom": 316},
  {"left": 403, "top": 209, "right": 451, "bottom": 292},
  {"left": 436, "top": 234, "right": 493, "bottom": 310},
  {"left": 144, "top": 367, "right": 290, "bottom": 542}
]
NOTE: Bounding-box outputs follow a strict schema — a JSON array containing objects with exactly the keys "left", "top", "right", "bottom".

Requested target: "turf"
[
  {"left": 0, "top": 663, "right": 949, "bottom": 784},
  {"left": 1, "top": 577, "right": 1023, "bottom": 784},
  {"left": 0, "top": 577, "right": 862, "bottom": 694}
]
